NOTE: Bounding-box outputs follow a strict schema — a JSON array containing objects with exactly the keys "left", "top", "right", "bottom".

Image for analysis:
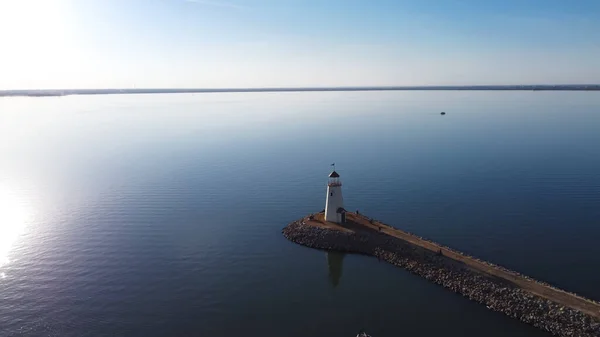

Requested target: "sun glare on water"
[{"left": 0, "top": 186, "right": 32, "bottom": 271}]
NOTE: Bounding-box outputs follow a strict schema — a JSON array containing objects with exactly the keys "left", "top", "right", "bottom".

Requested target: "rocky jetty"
[{"left": 283, "top": 219, "right": 600, "bottom": 337}]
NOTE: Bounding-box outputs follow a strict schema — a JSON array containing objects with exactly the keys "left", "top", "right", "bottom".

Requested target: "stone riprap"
[{"left": 282, "top": 219, "right": 600, "bottom": 337}]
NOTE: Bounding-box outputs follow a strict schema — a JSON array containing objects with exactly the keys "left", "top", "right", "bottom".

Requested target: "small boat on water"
[{"left": 440, "top": 111, "right": 446, "bottom": 115}]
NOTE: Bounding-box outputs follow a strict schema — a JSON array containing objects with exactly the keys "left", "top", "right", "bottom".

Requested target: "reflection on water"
[
  {"left": 326, "top": 251, "right": 345, "bottom": 288},
  {"left": 0, "top": 184, "right": 31, "bottom": 272}
]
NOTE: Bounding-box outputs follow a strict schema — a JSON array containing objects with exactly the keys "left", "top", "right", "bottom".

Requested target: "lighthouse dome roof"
[{"left": 329, "top": 171, "right": 340, "bottom": 178}]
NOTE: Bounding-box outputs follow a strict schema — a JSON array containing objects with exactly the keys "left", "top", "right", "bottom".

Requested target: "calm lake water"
[{"left": 1, "top": 91, "right": 599, "bottom": 337}]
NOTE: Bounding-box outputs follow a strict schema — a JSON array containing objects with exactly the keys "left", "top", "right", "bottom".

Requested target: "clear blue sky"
[{"left": 1, "top": 0, "right": 599, "bottom": 89}]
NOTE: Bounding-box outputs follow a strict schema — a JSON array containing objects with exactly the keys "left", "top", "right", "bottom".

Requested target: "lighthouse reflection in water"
[{"left": 326, "top": 251, "right": 345, "bottom": 288}]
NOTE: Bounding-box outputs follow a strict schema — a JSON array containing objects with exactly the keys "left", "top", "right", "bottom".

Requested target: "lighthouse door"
[{"left": 340, "top": 212, "right": 346, "bottom": 223}]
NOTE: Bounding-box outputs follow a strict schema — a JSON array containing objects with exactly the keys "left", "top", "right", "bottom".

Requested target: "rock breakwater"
[{"left": 282, "top": 219, "right": 600, "bottom": 337}]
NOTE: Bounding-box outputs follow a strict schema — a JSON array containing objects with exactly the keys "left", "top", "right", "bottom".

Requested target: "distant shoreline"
[{"left": 1, "top": 85, "right": 599, "bottom": 97}]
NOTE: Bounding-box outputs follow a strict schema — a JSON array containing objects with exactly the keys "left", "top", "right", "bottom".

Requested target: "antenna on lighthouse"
[{"left": 331, "top": 163, "right": 335, "bottom": 171}]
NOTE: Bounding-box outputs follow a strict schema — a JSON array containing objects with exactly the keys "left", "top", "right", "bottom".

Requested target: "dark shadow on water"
[{"left": 326, "top": 251, "right": 345, "bottom": 288}]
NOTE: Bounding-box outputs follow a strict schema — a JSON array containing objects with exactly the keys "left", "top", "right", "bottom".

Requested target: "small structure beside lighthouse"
[{"left": 325, "top": 166, "right": 346, "bottom": 223}]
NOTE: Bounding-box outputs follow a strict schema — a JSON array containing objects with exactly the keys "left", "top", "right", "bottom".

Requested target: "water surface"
[{"left": 1, "top": 91, "right": 599, "bottom": 336}]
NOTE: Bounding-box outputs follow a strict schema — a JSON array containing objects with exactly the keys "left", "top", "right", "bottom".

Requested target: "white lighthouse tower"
[{"left": 325, "top": 166, "right": 346, "bottom": 223}]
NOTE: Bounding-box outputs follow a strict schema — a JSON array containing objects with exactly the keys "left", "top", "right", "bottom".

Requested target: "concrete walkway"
[{"left": 304, "top": 211, "right": 600, "bottom": 319}]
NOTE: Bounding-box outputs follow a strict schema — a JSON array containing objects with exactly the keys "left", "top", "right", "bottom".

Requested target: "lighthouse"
[{"left": 325, "top": 167, "right": 346, "bottom": 223}]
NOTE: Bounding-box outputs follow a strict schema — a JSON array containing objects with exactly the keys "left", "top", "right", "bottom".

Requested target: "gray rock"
[{"left": 282, "top": 220, "right": 600, "bottom": 337}]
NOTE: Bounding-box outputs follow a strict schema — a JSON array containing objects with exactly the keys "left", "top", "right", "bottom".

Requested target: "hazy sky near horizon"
[{"left": 0, "top": 0, "right": 599, "bottom": 89}]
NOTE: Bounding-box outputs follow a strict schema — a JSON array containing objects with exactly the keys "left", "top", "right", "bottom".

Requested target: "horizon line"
[{"left": 2, "top": 84, "right": 600, "bottom": 96}]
